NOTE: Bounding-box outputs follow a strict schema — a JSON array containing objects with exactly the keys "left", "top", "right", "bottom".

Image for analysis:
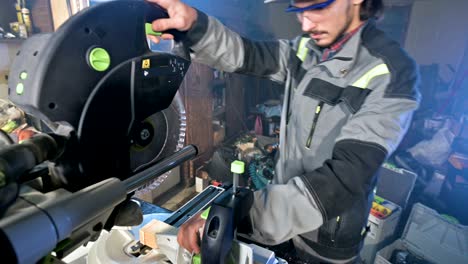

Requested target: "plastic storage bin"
[{"left": 374, "top": 203, "right": 468, "bottom": 264}]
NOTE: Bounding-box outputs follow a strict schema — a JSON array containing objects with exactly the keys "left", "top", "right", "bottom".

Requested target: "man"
[{"left": 148, "top": 0, "right": 420, "bottom": 262}]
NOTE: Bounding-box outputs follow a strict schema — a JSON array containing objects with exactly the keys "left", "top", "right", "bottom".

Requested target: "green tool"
[
  {"left": 231, "top": 160, "right": 245, "bottom": 194},
  {"left": 145, "top": 23, "right": 162, "bottom": 37}
]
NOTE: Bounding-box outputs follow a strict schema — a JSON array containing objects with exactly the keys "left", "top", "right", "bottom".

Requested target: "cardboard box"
[
  {"left": 361, "top": 197, "right": 402, "bottom": 264},
  {"left": 374, "top": 203, "right": 468, "bottom": 264}
]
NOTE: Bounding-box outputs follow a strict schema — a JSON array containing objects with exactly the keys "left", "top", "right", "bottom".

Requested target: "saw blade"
[{"left": 129, "top": 93, "right": 186, "bottom": 173}]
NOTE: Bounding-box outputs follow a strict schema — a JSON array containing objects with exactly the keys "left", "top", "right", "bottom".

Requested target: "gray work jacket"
[{"left": 182, "top": 10, "right": 420, "bottom": 262}]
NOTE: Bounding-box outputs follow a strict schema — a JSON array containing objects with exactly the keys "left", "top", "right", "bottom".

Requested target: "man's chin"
[{"left": 313, "top": 38, "right": 333, "bottom": 48}]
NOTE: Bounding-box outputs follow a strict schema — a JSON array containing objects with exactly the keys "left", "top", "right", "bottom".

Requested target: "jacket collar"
[{"left": 306, "top": 21, "right": 372, "bottom": 78}]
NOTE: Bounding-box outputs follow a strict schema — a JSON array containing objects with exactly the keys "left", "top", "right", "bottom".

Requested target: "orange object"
[
  {"left": 371, "top": 201, "right": 393, "bottom": 219},
  {"left": 449, "top": 153, "right": 468, "bottom": 169},
  {"left": 17, "top": 128, "right": 36, "bottom": 142},
  {"left": 370, "top": 208, "right": 386, "bottom": 219},
  {"left": 210, "top": 180, "right": 222, "bottom": 187}
]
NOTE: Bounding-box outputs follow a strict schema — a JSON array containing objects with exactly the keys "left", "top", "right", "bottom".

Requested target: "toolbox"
[{"left": 374, "top": 203, "right": 468, "bottom": 264}]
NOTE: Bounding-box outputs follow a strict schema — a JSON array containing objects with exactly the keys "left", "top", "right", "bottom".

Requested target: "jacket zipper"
[
  {"left": 305, "top": 101, "right": 324, "bottom": 149},
  {"left": 331, "top": 216, "right": 341, "bottom": 243}
]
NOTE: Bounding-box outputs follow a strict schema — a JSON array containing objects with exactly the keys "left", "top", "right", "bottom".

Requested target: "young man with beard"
[{"left": 148, "top": 0, "right": 420, "bottom": 262}]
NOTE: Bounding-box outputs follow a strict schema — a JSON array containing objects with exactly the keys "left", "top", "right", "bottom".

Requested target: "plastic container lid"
[{"left": 401, "top": 203, "right": 468, "bottom": 264}]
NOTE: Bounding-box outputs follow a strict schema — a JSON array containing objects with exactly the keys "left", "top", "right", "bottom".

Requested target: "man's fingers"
[
  {"left": 161, "top": 33, "right": 174, "bottom": 40},
  {"left": 147, "top": 0, "right": 197, "bottom": 32},
  {"left": 152, "top": 15, "right": 188, "bottom": 32},
  {"left": 177, "top": 224, "right": 193, "bottom": 251},
  {"left": 147, "top": 33, "right": 172, "bottom": 45},
  {"left": 186, "top": 229, "right": 200, "bottom": 254},
  {"left": 177, "top": 212, "right": 205, "bottom": 254},
  {"left": 147, "top": 35, "right": 160, "bottom": 44},
  {"left": 151, "top": 18, "right": 173, "bottom": 32},
  {"left": 178, "top": 224, "right": 201, "bottom": 254}
]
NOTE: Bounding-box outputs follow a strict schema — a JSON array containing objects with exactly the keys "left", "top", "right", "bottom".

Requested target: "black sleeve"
[{"left": 300, "top": 139, "right": 387, "bottom": 222}]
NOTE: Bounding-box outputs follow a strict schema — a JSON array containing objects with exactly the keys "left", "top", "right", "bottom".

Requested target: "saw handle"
[
  {"left": 0, "top": 134, "right": 63, "bottom": 186},
  {"left": 201, "top": 188, "right": 254, "bottom": 264},
  {"left": 143, "top": 1, "right": 191, "bottom": 61},
  {"left": 144, "top": 2, "right": 186, "bottom": 41}
]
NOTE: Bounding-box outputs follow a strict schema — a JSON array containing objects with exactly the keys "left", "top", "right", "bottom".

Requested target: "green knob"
[
  {"left": 88, "top": 47, "right": 111, "bottom": 72},
  {"left": 145, "top": 23, "right": 162, "bottom": 37},
  {"left": 231, "top": 160, "right": 245, "bottom": 174},
  {"left": 16, "top": 83, "right": 24, "bottom": 95},
  {"left": 192, "top": 254, "right": 201, "bottom": 264}
]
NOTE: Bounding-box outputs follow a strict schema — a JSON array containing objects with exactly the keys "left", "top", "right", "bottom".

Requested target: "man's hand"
[
  {"left": 146, "top": 0, "right": 198, "bottom": 43},
  {"left": 177, "top": 211, "right": 206, "bottom": 254}
]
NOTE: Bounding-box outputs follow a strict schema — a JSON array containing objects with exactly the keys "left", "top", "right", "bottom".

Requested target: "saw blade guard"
[{"left": 6, "top": 0, "right": 191, "bottom": 188}]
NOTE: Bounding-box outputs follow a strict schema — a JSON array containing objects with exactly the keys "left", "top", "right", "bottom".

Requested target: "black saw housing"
[{"left": 7, "top": 0, "right": 190, "bottom": 189}]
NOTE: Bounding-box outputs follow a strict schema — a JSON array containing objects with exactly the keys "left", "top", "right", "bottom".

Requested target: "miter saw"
[
  {"left": 0, "top": 1, "right": 286, "bottom": 264},
  {"left": 0, "top": 1, "right": 195, "bottom": 263}
]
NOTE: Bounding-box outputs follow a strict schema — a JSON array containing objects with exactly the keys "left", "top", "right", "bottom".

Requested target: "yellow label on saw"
[{"left": 142, "top": 59, "right": 151, "bottom": 69}]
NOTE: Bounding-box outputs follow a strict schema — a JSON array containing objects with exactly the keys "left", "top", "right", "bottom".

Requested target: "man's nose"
[{"left": 301, "top": 17, "right": 317, "bottom": 32}]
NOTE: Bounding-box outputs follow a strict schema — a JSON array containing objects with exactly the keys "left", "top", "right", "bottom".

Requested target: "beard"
[{"left": 310, "top": 3, "right": 355, "bottom": 47}]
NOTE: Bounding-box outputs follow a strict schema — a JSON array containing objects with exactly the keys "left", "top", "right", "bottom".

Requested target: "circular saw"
[
  {"left": 130, "top": 94, "right": 186, "bottom": 173},
  {"left": 0, "top": 2, "right": 200, "bottom": 263},
  {"left": 7, "top": 0, "right": 190, "bottom": 190}
]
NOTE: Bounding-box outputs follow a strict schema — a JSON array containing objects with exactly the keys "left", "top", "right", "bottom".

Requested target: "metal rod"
[
  {"left": 124, "top": 145, "right": 197, "bottom": 193},
  {"left": 232, "top": 173, "right": 238, "bottom": 195}
]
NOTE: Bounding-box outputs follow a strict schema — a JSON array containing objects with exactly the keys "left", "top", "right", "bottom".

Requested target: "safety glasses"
[{"left": 286, "top": 0, "right": 336, "bottom": 13}]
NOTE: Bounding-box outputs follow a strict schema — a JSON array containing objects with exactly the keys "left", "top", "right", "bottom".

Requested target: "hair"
[{"left": 360, "top": 0, "right": 385, "bottom": 20}]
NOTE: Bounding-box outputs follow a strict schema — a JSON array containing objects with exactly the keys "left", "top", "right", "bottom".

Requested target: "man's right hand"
[
  {"left": 177, "top": 211, "right": 206, "bottom": 254},
  {"left": 146, "top": 0, "right": 198, "bottom": 43}
]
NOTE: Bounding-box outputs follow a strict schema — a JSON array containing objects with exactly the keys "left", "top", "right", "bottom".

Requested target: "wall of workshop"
[
  {"left": 450, "top": 41, "right": 468, "bottom": 117},
  {"left": 184, "top": 0, "right": 301, "bottom": 40},
  {"left": 405, "top": 0, "right": 468, "bottom": 82},
  {"left": 183, "top": 0, "right": 302, "bottom": 129},
  {"left": 0, "top": 43, "right": 21, "bottom": 99},
  {"left": 403, "top": 0, "right": 468, "bottom": 114},
  {"left": 264, "top": 2, "right": 303, "bottom": 40}
]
